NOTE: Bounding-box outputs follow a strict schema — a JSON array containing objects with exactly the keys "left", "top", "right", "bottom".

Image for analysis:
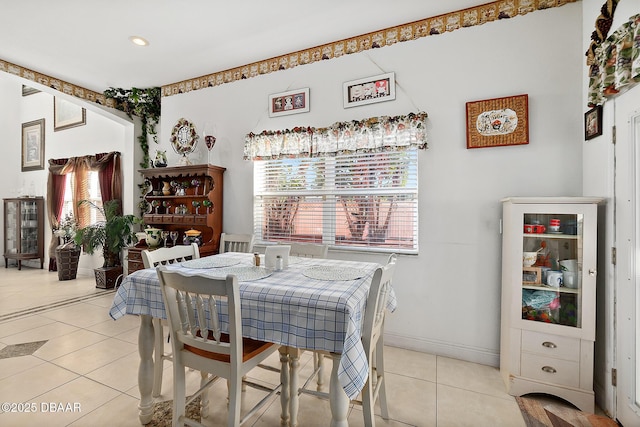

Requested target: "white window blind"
[
  {"left": 61, "top": 171, "right": 104, "bottom": 226},
  {"left": 254, "top": 149, "right": 418, "bottom": 253}
]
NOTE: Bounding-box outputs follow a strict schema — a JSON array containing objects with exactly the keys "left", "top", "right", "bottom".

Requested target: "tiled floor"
[{"left": 0, "top": 265, "right": 527, "bottom": 426}]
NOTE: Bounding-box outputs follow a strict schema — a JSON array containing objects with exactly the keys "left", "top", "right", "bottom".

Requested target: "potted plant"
[
  {"left": 74, "top": 199, "right": 140, "bottom": 288},
  {"left": 54, "top": 213, "right": 81, "bottom": 281}
]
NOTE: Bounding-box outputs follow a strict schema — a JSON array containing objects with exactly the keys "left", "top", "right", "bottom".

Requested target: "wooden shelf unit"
[{"left": 139, "top": 164, "right": 225, "bottom": 257}]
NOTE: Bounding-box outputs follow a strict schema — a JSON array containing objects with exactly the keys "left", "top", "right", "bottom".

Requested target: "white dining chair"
[
  {"left": 156, "top": 266, "right": 281, "bottom": 427},
  {"left": 287, "top": 242, "right": 329, "bottom": 258},
  {"left": 265, "top": 245, "right": 291, "bottom": 269},
  {"left": 142, "top": 243, "right": 200, "bottom": 397},
  {"left": 299, "top": 254, "right": 397, "bottom": 426},
  {"left": 219, "top": 233, "right": 255, "bottom": 253}
]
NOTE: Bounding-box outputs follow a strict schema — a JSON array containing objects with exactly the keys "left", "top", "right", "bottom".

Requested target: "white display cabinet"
[{"left": 500, "top": 197, "right": 603, "bottom": 413}]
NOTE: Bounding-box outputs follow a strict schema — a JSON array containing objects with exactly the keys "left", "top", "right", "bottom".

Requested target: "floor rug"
[
  {"left": 517, "top": 395, "right": 620, "bottom": 427},
  {"left": 145, "top": 396, "right": 201, "bottom": 426}
]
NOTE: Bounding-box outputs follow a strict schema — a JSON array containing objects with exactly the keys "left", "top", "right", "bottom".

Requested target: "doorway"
[{"left": 614, "top": 83, "right": 640, "bottom": 427}]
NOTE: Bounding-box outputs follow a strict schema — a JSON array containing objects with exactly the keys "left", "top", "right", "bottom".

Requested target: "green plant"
[
  {"left": 54, "top": 213, "right": 77, "bottom": 244},
  {"left": 74, "top": 200, "right": 140, "bottom": 268},
  {"left": 103, "top": 87, "right": 161, "bottom": 216}
]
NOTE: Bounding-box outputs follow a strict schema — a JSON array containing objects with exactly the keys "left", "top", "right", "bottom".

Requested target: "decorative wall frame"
[
  {"left": 54, "top": 97, "right": 86, "bottom": 131},
  {"left": 268, "top": 88, "right": 310, "bottom": 117},
  {"left": 584, "top": 105, "right": 603, "bottom": 140},
  {"left": 343, "top": 72, "right": 395, "bottom": 108},
  {"left": 22, "top": 119, "right": 45, "bottom": 171},
  {"left": 21, "top": 85, "right": 40, "bottom": 96},
  {"left": 465, "top": 94, "right": 529, "bottom": 149}
]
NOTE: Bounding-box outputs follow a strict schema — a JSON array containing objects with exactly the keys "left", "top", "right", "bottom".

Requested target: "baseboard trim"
[{"left": 385, "top": 332, "right": 500, "bottom": 367}]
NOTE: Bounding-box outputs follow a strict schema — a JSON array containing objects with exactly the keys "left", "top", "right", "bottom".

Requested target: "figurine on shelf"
[
  {"left": 191, "top": 178, "right": 201, "bottom": 195},
  {"left": 202, "top": 199, "right": 213, "bottom": 214},
  {"left": 153, "top": 150, "right": 168, "bottom": 168}
]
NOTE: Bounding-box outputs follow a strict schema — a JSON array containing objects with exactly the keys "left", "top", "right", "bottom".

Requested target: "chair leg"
[
  {"left": 173, "top": 364, "right": 186, "bottom": 427},
  {"left": 376, "top": 337, "right": 389, "bottom": 420},
  {"left": 314, "top": 352, "right": 325, "bottom": 391},
  {"left": 228, "top": 373, "right": 242, "bottom": 426},
  {"left": 200, "top": 371, "right": 210, "bottom": 419},
  {"left": 362, "top": 359, "right": 376, "bottom": 427},
  {"left": 152, "top": 318, "right": 164, "bottom": 397}
]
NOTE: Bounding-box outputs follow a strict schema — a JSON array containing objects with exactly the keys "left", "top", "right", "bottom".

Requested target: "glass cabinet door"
[
  {"left": 20, "top": 200, "right": 39, "bottom": 254},
  {"left": 4, "top": 200, "right": 17, "bottom": 255},
  {"left": 521, "top": 212, "right": 583, "bottom": 328}
]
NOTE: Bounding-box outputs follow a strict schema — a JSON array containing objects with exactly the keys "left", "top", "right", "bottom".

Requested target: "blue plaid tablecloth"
[{"left": 109, "top": 252, "right": 397, "bottom": 399}]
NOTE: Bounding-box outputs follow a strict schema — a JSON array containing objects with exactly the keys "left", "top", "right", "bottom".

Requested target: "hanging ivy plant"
[
  {"left": 104, "top": 87, "right": 161, "bottom": 169},
  {"left": 104, "top": 87, "right": 161, "bottom": 216}
]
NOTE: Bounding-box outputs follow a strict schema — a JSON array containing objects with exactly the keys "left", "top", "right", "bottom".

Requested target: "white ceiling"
[{"left": 0, "top": 1, "right": 483, "bottom": 93}]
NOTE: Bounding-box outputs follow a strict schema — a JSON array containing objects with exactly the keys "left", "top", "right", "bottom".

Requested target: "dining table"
[{"left": 108, "top": 251, "right": 396, "bottom": 426}]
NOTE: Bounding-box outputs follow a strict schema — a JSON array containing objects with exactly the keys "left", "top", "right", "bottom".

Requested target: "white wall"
[
  {"left": 159, "top": 3, "right": 584, "bottom": 365},
  {"left": 0, "top": 75, "right": 135, "bottom": 274}
]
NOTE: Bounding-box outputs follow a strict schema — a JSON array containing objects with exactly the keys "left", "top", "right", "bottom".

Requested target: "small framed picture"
[
  {"left": 522, "top": 267, "right": 542, "bottom": 285},
  {"left": 54, "top": 97, "right": 86, "bottom": 131},
  {"left": 268, "top": 88, "right": 310, "bottom": 117},
  {"left": 22, "top": 119, "right": 45, "bottom": 172},
  {"left": 584, "top": 105, "right": 603, "bottom": 140},
  {"left": 22, "top": 85, "right": 41, "bottom": 96},
  {"left": 343, "top": 72, "right": 395, "bottom": 108}
]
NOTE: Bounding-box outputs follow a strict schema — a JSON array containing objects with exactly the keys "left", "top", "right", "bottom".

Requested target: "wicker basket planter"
[
  {"left": 94, "top": 266, "right": 123, "bottom": 289},
  {"left": 55, "top": 244, "right": 81, "bottom": 281}
]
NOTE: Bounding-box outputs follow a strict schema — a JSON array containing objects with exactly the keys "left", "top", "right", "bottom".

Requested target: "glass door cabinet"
[
  {"left": 500, "top": 197, "right": 603, "bottom": 413},
  {"left": 3, "top": 197, "right": 45, "bottom": 270}
]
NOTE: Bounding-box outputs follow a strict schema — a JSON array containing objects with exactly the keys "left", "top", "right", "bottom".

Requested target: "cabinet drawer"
[
  {"left": 521, "top": 352, "right": 580, "bottom": 388},
  {"left": 521, "top": 330, "right": 580, "bottom": 361},
  {"left": 128, "top": 250, "right": 143, "bottom": 262}
]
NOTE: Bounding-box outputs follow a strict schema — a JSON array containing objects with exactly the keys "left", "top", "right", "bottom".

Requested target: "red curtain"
[{"left": 47, "top": 151, "right": 122, "bottom": 270}]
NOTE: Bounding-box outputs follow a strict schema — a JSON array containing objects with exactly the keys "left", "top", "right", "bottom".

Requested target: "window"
[
  {"left": 254, "top": 149, "right": 418, "bottom": 253},
  {"left": 61, "top": 171, "right": 104, "bottom": 226}
]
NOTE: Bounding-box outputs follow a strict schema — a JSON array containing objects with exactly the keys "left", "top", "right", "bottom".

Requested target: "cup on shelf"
[
  {"left": 524, "top": 224, "right": 535, "bottom": 233},
  {"left": 549, "top": 218, "right": 561, "bottom": 232},
  {"left": 534, "top": 224, "right": 546, "bottom": 234},
  {"left": 562, "top": 271, "right": 578, "bottom": 288},
  {"left": 545, "top": 271, "right": 563, "bottom": 288}
]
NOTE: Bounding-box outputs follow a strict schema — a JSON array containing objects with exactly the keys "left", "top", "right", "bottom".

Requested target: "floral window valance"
[
  {"left": 587, "top": 14, "right": 640, "bottom": 107},
  {"left": 243, "top": 112, "right": 428, "bottom": 160}
]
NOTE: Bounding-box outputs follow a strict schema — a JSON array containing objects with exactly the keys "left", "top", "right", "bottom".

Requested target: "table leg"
[
  {"left": 329, "top": 353, "right": 349, "bottom": 427},
  {"left": 278, "top": 346, "right": 290, "bottom": 426},
  {"left": 138, "top": 314, "right": 155, "bottom": 424},
  {"left": 289, "top": 348, "right": 302, "bottom": 427}
]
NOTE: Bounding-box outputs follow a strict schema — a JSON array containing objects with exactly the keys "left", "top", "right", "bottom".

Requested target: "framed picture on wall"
[
  {"left": 465, "top": 94, "right": 529, "bottom": 149},
  {"left": 343, "top": 72, "right": 395, "bottom": 108},
  {"left": 54, "top": 97, "right": 86, "bottom": 131},
  {"left": 268, "top": 88, "right": 310, "bottom": 117},
  {"left": 584, "top": 105, "right": 603, "bottom": 140},
  {"left": 21, "top": 119, "right": 45, "bottom": 172},
  {"left": 21, "top": 85, "right": 41, "bottom": 96}
]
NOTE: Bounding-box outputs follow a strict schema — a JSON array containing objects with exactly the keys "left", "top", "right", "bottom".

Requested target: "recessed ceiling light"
[{"left": 129, "top": 36, "right": 149, "bottom": 46}]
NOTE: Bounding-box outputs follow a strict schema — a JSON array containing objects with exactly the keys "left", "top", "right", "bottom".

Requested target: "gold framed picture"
[
  {"left": 465, "top": 94, "right": 529, "bottom": 149},
  {"left": 54, "top": 97, "right": 86, "bottom": 131},
  {"left": 22, "top": 119, "right": 45, "bottom": 172}
]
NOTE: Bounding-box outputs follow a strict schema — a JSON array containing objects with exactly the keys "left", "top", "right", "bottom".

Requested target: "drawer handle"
[
  {"left": 542, "top": 366, "right": 557, "bottom": 374},
  {"left": 542, "top": 341, "right": 557, "bottom": 349}
]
